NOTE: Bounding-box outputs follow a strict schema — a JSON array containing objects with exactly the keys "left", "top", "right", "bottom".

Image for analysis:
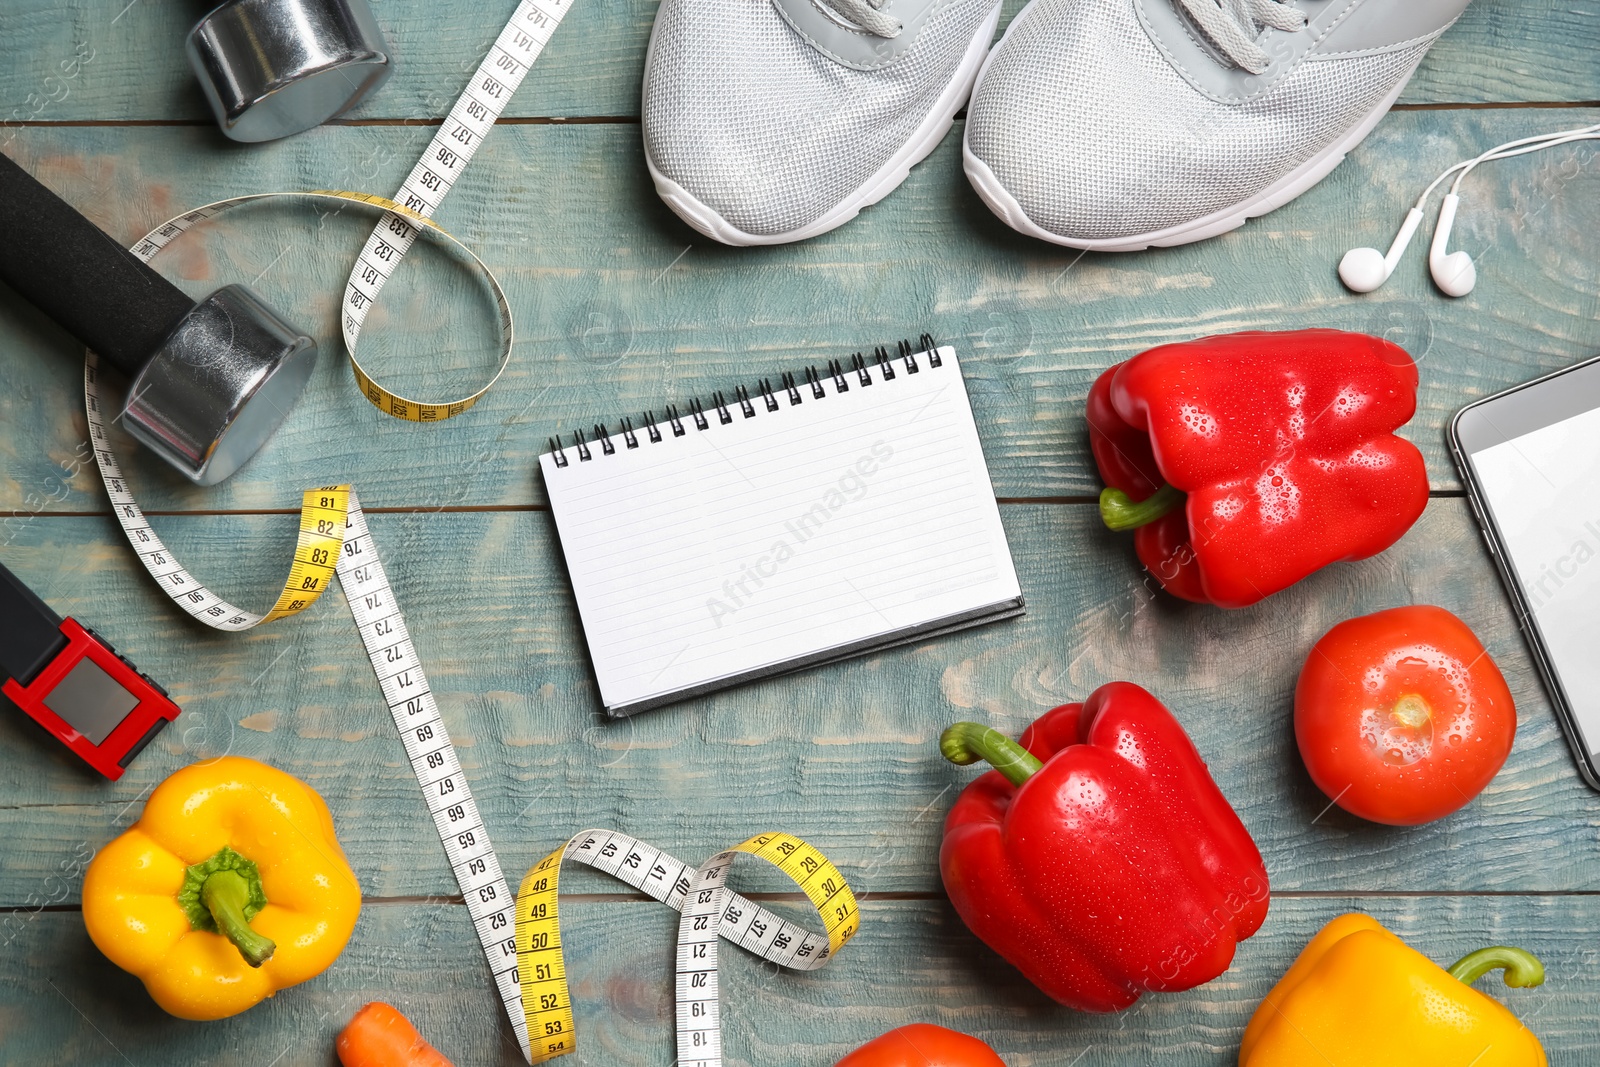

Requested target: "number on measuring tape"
[{"left": 515, "top": 830, "right": 858, "bottom": 1064}]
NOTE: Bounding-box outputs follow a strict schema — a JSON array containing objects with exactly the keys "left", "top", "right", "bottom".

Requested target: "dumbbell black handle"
[{"left": 0, "top": 151, "right": 196, "bottom": 378}]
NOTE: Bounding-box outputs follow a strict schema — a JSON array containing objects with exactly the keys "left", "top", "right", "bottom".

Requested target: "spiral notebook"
[{"left": 540, "top": 337, "right": 1024, "bottom": 716}]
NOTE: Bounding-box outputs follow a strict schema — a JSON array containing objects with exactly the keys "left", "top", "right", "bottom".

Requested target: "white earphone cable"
[
  {"left": 1447, "top": 128, "right": 1600, "bottom": 196},
  {"left": 1411, "top": 123, "right": 1600, "bottom": 208}
]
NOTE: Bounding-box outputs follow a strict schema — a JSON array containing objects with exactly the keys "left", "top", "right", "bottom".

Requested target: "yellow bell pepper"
[
  {"left": 1239, "top": 913, "right": 1547, "bottom": 1067},
  {"left": 82, "top": 756, "right": 361, "bottom": 1020}
]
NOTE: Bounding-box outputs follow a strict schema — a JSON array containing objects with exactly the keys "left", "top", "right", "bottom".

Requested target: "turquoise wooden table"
[{"left": 2, "top": 1, "right": 1598, "bottom": 1063}]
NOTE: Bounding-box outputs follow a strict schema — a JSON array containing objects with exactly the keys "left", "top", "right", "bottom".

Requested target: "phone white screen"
[{"left": 1472, "top": 403, "right": 1600, "bottom": 754}]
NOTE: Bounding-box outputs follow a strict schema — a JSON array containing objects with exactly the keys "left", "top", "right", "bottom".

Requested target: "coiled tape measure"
[
  {"left": 517, "top": 830, "right": 858, "bottom": 1064},
  {"left": 82, "top": 1, "right": 858, "bottom": 1061}
]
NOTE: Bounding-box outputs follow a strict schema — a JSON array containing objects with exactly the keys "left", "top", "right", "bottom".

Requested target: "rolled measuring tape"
[
  {"left": 517, "top": 830, "right": 859, "bottom": 1064},
  {"left": 336, "top": 0, "right": 569, "bottom": 420},
  {"left": 107, "top": 189, "right": 512, "bottom": 448},
  {"left": 80, "top": 0, "right": 861, "bottom": 1061}
]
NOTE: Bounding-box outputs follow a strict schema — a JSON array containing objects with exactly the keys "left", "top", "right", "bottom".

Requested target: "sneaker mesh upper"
[
  {"left": 964, "top": 0, "right": 1431, "bottom": 241},
  {"left": 644, "top": 0, "right": 998, "bottom": 237}
]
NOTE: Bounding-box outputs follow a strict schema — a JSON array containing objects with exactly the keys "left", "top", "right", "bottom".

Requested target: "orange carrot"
[{"left": 336, "top": 1002, "right": 455, "bottom": 1067}]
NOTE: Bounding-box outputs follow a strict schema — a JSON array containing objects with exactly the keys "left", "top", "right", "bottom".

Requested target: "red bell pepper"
[
  {"left": 939, "top": 682, "right": 1268, "bottom": 1012},
  {"left": 1088, "top": 329, "right": 1429, "bottom": 608},
  {"left": 835, "top": 1024, "right": 1007, "bottom": 1066}
]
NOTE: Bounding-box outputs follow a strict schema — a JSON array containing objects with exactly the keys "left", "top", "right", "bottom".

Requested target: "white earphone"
[
  {"left": 1340, "top": 123, "right": 1600, "bottom": 297},
  {"left": 1428, "top": 193, "right": 1476, "bottom": 298}
]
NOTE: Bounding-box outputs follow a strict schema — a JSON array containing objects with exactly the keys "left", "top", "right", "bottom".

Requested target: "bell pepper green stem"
[
  {"left": 177, "top": 845, "right": 275, "bottom": 968},
  {"left": 201, "top": 869, "right": 277, "bottom": 968},
  {"left": 1447, "top": 946, "right": 1545, "bottom": 989},
  {"left": 940, "top": 723, "right": 1044, "bottom": 787},
  {"left": 1099, "top": 483, "right": 1186, "bottom": 532}
]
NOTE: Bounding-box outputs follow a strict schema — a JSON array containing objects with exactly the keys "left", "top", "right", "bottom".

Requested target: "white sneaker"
[
  {"left": 964, "top": 0, "right": 1473, "bottom": 250},
  {"left": 643, "top": 0, "right": 1004, "bottom": 245}
]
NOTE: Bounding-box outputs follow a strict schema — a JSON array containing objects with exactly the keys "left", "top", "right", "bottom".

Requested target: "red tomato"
[
  {"left": 1295, "top": 605, "right": 1516, "bottom": 826},
  {"left": 835, "top": 1024, "right": 1007, "bottom": 1067}
]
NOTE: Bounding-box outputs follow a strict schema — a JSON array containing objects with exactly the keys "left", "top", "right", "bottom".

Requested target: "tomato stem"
[{"left": 1391, "top": 693, "right": 1432, "bottom": 729}]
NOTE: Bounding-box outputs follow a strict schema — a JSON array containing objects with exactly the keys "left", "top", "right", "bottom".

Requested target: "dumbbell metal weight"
[
  {"left": 0, "top": 152, "right": 317, "bottom": 486},
  {"left": 188, "top": 0, "right": 394, "bottom": 143}
]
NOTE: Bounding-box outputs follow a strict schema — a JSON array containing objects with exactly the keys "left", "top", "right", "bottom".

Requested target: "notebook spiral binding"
[{"left": 547, "top": 333, "right": 941, "bottom": 467}]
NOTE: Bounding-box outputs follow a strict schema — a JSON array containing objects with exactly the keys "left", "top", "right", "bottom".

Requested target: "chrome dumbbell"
[
  {"left": 0, "top": 151, "right": 317, "bottom": 485},
  {"left": 188, "top": 0, "right": 394, "bottom": 142}
]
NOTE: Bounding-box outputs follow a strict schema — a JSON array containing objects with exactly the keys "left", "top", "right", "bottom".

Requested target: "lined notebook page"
[{"left": 540, "top": 346, "right": 1022, "bottom": 714}]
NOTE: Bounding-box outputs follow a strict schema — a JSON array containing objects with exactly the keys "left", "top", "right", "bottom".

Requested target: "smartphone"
[{"left": 1452, "top": 354, "right": 1600, "bottom": 791}]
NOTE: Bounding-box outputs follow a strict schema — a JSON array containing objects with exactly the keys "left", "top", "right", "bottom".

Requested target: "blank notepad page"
[{"left": 540, "top": 346, "right": 1023, "bottom": 715}]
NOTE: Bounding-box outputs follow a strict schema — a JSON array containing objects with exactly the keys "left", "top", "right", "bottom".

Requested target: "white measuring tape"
[
  {"left": 79, "top": 446, "right": 535, "bottom": 1053},
  {"left": 83, "top": 0, "right": 858, "bottom": 1061},
  {"left": 339, "top": 0, "right": 567, "bottom": 420},
  {"left": 516, "top": 830, "right": 858, "bottom": 1064}
]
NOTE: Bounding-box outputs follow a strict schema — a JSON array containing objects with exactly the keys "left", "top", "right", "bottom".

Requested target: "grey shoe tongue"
[
  {"left": 1173, "top": 0, "right": 1305, "bottom": 73},
  {"left": 817, "top": 0, "right": 903, "bottom": 37}
]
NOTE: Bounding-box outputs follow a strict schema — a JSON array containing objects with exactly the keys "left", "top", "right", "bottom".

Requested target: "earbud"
[
  {"left": 1428, "top": 193, "right": 1477, "bottom": 298},
  {"left": 1338, "top": 207, "right": 1423, "bottom": 293},
  {"left": 1338, "top": 121, "right": 1600, "bottom": 300}
]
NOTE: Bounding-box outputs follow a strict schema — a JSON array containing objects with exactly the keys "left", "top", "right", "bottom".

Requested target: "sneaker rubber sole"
[
  {"left": 645, "top": 0, "right": 1005, "bottom": 247},
  {"left": 961, "top": 0, "right": 1425, "bottom": 252}
]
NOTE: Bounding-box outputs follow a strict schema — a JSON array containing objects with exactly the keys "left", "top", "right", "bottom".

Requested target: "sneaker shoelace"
[
  {"left": 818, "top": 0, "right": 902, "bottom": 38},
  {"left": 1175, "top": 0, "right": 1307, "bottom": 73}
]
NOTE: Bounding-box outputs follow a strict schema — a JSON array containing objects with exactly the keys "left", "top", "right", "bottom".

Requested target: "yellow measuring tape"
[
  {"left": 259, "top": 485, "right": 349, "bottom": 622},
  {"left": 124, "top": 189, "right": 512, "bottom": 428},
  {"left": 516, "top": 830, "right": 859, "bottom": 1064},
  {"left": 323, "top": 190, "right": 509, "bottom": 421}
]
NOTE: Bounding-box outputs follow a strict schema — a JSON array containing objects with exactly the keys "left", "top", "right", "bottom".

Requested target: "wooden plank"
[
  {"left": 0, "top": 0, "right": 1595, "bottom": 126},
  {"left": 2, "top": 895, "right": 1592, "bottom": 1065},
  {"left": 1, "top": 502, "right": 1595, "bottom": 904},
  {"left": 1, "top": 111, "right": 1598, "bottom": 515}
]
